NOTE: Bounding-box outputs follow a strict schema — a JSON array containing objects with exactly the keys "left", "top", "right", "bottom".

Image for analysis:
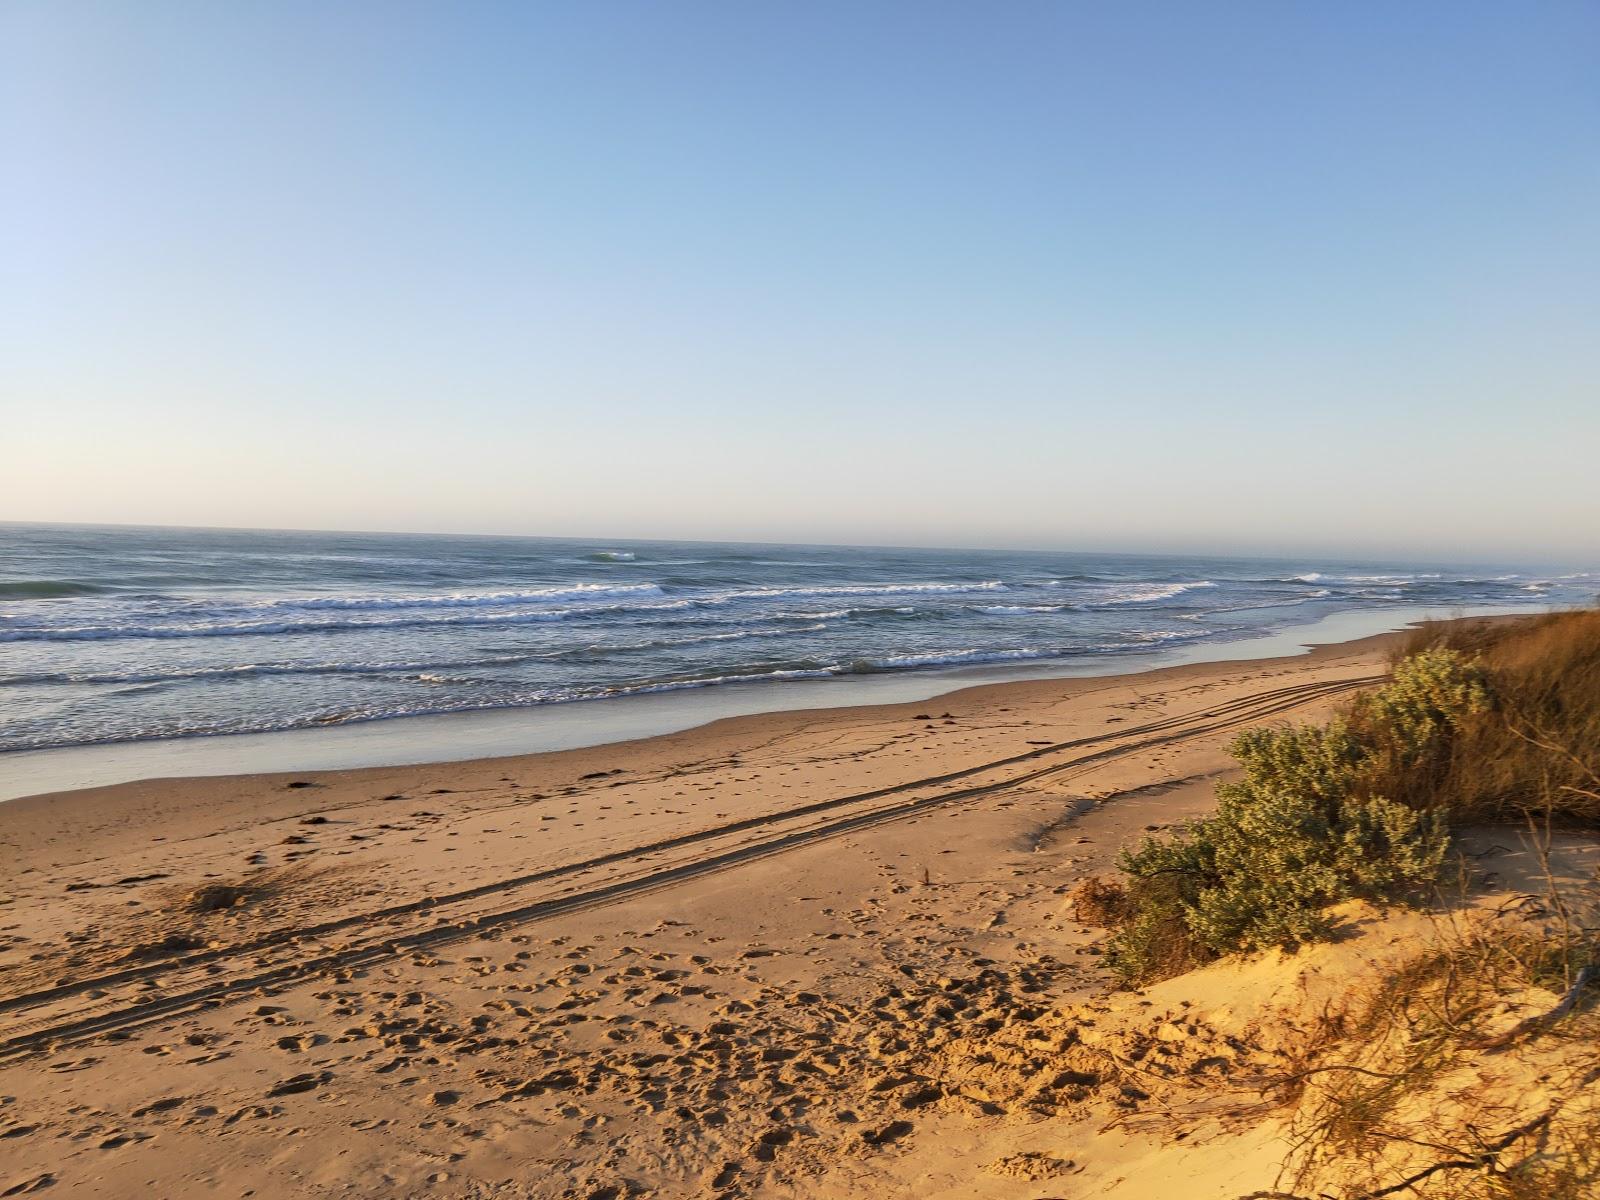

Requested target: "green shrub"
[
  {"left": 1105, "top": 873, "right": 1209, "bottom": 988},
  {"left": 1355, "top": 647, "right": 1491, "bottom": 747},
  {"left": 1218, "top": 720, "right": 1367, "bottom": 808},
  {"left": 1105, "top": 654, "right": 1475, "bottom": 985},
  {"left": 1347, "top": 647, "right": 1491, "bottom": 806},
  {"left": 1109, "top": 786, "right": 1446, "bottom": 982},
  {"left": 1103, "top": 618, "right": 1600, "bottom": 987}
]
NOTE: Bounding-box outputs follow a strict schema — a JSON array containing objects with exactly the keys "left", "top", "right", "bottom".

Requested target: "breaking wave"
[
  {"left": 711, "top": 580, "right": 1005, "bottom": 602},
  {"left": 3, "top": 522, "right": 1576, "bottom": 756},
  {"left": 1094, "top": 581, "right": 1217, "bottom": 605},
  {"left": 256, "top": 583, "right": 663, "bottom": 611}
]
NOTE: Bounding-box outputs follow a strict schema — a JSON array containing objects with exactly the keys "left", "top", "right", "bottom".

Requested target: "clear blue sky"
[{"left": 4, "top": 2, "right": 1597, "bottom": 563}]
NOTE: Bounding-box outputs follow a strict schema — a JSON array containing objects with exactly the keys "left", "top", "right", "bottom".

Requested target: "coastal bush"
[
  {"left": 1102, "top": 610, "right": 1600, "bottom": 985},
  {"left": 1105, "top": 651, "right": 1480, "bottom": 984},
  {"left": 1108, "top": 782, "right": 1447, "bottom": 982},
  {"left": 1346, "top": 647, "right": 1491, "bottom": 795},
  {"left": 1102, "top": 611, "right": 1600, "bottom": 985}
]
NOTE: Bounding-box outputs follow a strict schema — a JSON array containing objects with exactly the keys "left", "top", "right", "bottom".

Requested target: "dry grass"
[
  {"left": 1068, "top": 875, "right": 1131, "bottom": 927},
  {"left": 1280, "top": 929, "right": 1600, "bottom": 1198},
  {"left": 1385, "top": 609, "right": 1600, "bottom": 826},
  {"left": 1277, "top": 819, "right": 1600, "bottom": 1200}
]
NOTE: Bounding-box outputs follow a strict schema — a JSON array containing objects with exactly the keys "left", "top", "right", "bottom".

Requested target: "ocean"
[{"left": 0, "top": 523, "right": 1591, "bottom": 759}]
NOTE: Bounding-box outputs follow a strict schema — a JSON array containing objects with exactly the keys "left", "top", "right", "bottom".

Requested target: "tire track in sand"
[{"left": 0, "top": 672, "right": 1382, "bottom": 1059}]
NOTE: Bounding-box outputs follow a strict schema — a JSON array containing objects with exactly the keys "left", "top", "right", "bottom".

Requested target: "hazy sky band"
[{"left": 3, "top": 3, "right": 1597, "bottom": 561}]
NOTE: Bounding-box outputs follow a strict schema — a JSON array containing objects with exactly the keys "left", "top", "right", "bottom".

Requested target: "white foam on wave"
[
  {"left": 1286, "top": 576, "right": 1440, "bottom": 588},
  {"left": 711, "top": 580, "right": 1006, "bottom": 603},
  {"left": 3, "top": 622, "right": 836, "bottom": 684},
  {"left": 0, "top": 578, "right": 1013, "bottom": 642},
  {"left": 0, "top": 620, "right": 1238, "bottom": 753},
  {"left": 1, "top": 651, "right": 572, "bottom": 685},
  {"left": 974, "top": 604, "right": 1068, "bottom": 614},
  {"left": 1179, "top": 589, "right": 1334, "bottom": 619},
  {"left": 854, "top": 647, "right": 1065, "bottom": 670},
  {"left": 265, "top": 582, "right": 662, "bottom": 611},
  {"left": 1295, "top": 573, "right": 1442, "bottom": 586},
  {"left": 1096, "top": 581, "right": 1216, "bottom": 605},
  {"left": 757, "top": 606, "right": 918, "bottom": 622},
  {"left": 0, "top": 597, "right": 697, "bottom": 643}
]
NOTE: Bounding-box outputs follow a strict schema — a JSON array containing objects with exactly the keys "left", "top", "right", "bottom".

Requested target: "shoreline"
[
  {"left": 0, "top": 611, "right": 1431, "bottom": 1197},
  {"left": 0, "top": 602, "right": 1537, "bottom": 802}
]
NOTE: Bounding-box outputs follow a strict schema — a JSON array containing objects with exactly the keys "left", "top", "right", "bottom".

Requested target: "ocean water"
[{"left": 0, "top": 523, "right": 1591, "bottom": 757}]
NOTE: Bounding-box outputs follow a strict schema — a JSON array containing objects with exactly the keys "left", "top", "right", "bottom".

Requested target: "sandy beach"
[
  {"left": 0, "top": 629, "right": 1421, "bottom": 1197},
  {"left": 12, "top": 5, "right": 1597, "bottom": 1193},
  {"left": 6, "top": 619, "right": 1598, "bottom": 1198}
]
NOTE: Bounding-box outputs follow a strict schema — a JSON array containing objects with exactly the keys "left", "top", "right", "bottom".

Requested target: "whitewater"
[{"left": 0, "top": 523, "right": 1589, "bottom": 755}]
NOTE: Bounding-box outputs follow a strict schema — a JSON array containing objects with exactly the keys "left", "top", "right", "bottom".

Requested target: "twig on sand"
[
  {"left": 1468, "top": 964, "right": 1594, "bottom": 1051},
  {"left": 1356, "top": 1108, "right": 1556, "bottom": 1198}
]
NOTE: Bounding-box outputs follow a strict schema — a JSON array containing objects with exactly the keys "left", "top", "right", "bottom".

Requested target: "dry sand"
[{"left": 2, "top": 630, "right": 1593, "bottom": 1198}]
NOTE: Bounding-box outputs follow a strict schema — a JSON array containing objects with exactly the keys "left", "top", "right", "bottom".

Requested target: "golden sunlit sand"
[{"left": 8, "top": 627, "right": 1591, "bottom": 1197}]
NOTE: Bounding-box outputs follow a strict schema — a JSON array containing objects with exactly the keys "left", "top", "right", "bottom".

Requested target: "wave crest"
[{"left": 1095, "top": 581, "right": 1216, "bottom": 605}]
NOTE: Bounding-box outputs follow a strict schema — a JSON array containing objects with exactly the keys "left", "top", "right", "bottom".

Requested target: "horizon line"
[{"left": 2, "top": 517, "right": 1592, "bottom": 573}]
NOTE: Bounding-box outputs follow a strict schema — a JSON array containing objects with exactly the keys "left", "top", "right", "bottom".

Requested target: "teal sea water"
[{"left": 1, "top": 523, "right": 1591, "bottom": 756}]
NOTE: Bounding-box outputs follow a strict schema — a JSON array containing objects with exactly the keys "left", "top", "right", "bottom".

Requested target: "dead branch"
[
  {"left": 1358, "top": 1108, "right": 1555, "bottom": 1197},
  {"left": 1468, "top": 964, "right": 1595, "bottom": 1051}
]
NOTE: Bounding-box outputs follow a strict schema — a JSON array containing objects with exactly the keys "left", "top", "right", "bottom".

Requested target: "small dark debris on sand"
[{"left": 184, "top": 882, "right": 262, "bottom": 914}]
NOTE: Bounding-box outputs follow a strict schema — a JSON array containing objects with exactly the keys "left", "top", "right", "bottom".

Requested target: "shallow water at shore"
[{"left": 0, "top": 602, "right": 1542, "bottom": 800}]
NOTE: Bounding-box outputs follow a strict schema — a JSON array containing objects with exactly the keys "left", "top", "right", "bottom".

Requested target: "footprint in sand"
[
  {"left": 130, "top": 1097, "right": 186, "bottom": 1118},
  {"left": 1, "top": 1174, "right": 56, "bottom": 1197},
  {"left": 861, "top": 1119, "right": 914, "bottom": 1146},
  {"left": 266, "top": 1070, "right": 332, "bottom": 1097}
]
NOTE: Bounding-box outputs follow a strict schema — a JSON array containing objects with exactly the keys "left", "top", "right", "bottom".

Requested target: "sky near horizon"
[{"left": 3, "top": 3, "right": 1598, "bottom": 564}]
